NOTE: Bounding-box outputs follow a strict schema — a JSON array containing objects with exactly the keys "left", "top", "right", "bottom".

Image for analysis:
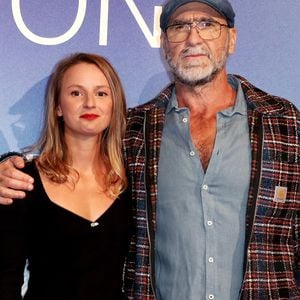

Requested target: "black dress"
[{"left": 0, "top": 161, "right": 131, "bottom": 300}]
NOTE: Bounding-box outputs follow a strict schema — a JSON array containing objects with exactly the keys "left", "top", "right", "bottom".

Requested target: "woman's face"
[{"left": 57, "top": 62, "right": 113, "bottom": 140}]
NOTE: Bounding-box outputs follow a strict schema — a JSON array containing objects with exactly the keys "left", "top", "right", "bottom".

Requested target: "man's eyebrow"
[{"left": 170, "top": 17, "right": 215, "bottom": 25}]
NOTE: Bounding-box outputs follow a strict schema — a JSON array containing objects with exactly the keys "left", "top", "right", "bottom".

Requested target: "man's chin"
[
  {"left": 175, "top": 71, "right": 216, "bottom": 87},
  {"left": 174, "top": 64, "right": 223, "bottom": 87}
]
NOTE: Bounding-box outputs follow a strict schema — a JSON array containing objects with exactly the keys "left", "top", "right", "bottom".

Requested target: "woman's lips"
[{"left": 80, "top": 114, "right": 99, "bottom": 120}]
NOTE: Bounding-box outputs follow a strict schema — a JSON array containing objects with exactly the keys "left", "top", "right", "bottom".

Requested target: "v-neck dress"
[{"left": 0, "top": 161, "right": 131, "bottom": 300}]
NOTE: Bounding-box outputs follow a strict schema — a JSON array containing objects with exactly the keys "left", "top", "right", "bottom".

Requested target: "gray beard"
[
  {"left": 166, "top": 45, "right": 229, "bottom": 88},
  {"left": 173, "top": 65, "right": 221, "bottom": 87}
]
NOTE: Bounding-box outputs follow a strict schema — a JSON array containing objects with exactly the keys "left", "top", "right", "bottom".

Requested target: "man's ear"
[{"left": 228, "top": 27, "right": 237, "bottom": 55}]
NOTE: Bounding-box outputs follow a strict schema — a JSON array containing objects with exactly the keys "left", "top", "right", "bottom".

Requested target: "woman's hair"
[{"left": 29, "top": 52, "right": 127, "bottom": 197}]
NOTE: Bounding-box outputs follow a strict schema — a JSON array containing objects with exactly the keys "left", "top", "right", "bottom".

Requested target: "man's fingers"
[
  {"left": 0, "top": 176, "right": 33, "bottom": 192},
  {"left": 0, "top": 157, "right": 34, "bottom": 204},
  {"left": 0, "top": 184, "right": 27, "bottom": 204},
  {"left": 0, "top": 157, "right": 34, "bottom": 187},
  {"left": 10, "top": 156, "right": 26, "bottom": 169},
  {"left": 0, "top": 197, "right": 14, "bottom": 205},
  {"left": 0, "top": 186, "right": 26, "bottom": 197},
  {"left": 0, "top": 168, "right": 34, "bottom": 187}
]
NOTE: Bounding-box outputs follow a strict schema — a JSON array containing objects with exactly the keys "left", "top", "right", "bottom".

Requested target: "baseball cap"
[{"left": 160, "top": 0, "right": 235, "bottom": 31}]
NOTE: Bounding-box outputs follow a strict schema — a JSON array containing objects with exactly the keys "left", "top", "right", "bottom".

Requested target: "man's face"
[{"left": 162, "top": 2, "right": 237, "bottom": 87}]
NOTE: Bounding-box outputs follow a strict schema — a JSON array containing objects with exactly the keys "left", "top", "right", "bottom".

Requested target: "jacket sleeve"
[
  {"left": 295, "top": 201, "right": 300, "bottom": 287},
  {"left": 0, "top": 200, "right": 28, "bottom": 300},
  {"left": 295, "top": 119, "right": 300, "bottom": 287},
  {"left": 0, "top": 152, "right": 23, "bottom": 163}
]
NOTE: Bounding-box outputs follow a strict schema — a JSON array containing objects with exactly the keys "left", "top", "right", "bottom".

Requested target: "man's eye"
[
  {"left": 171, "top": 24, "right": 188, "bottom": 31},
  {"left": 200, "top": 21, "right": 215, "bottom": 28}
]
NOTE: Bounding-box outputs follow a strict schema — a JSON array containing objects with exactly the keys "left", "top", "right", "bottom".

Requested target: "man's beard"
[{"left": 165, "top": 43, "right": 229, "bottom": 88}]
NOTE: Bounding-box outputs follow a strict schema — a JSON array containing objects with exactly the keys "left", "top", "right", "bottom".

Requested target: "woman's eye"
[
  {"left": 70, "top": 90, "right": 81, "bottom": 96},
  {"left": 96, "top": 91, "right": 108, "bottom": 97}
]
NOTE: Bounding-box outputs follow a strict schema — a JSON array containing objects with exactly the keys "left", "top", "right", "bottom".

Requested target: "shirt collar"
[
  {"left": 166, "top": 75, "right": 247, "bottom": 116},
  {"left": 220, "top": 74, "right": 248, "bottom": 117},
  {"left": 166, "top": 88, "right": 180, "bottom": 114}
]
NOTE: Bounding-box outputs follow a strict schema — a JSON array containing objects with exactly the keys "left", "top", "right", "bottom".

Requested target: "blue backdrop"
[{"left": 1, "top": 0, "right": 299, "bottom": 152}]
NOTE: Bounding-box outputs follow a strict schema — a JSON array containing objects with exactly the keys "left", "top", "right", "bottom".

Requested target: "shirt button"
[
  {"left": 208, "top": 294, "right": 215, "bottom": 300},
  {"left": 189, "top": 151, "right": 195, "bottom": 156},
  {"left": 182, "top": 117, "right": 188, "bottom": 123},
  {"left": 208, "top": 257, "right": 214, "bottom": 263},
  {"left": 202, "top": 184, "right": 208, "bottom": 190},
  {"left": 207, "top": 220, "right": 213, "bottom": 226}
]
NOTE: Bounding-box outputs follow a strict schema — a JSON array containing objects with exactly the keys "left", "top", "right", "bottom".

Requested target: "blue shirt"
[{"left": 155, "top": 75, "right": 251, "bottom": 300}]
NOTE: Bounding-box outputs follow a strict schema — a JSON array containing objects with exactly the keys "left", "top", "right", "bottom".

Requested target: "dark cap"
[{"left": 160, "top": 0, "right": 235, "bottom": 31}]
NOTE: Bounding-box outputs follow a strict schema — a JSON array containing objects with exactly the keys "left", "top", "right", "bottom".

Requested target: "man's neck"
[{"left": 175, "top": 71, "right": 236, "bottom": 117}]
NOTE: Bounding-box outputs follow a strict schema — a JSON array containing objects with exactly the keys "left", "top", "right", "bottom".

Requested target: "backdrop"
[{"left": 1, "top": 0, "right": 299, "bottom": 152}]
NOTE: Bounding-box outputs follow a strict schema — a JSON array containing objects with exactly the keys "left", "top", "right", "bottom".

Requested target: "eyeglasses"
[{"left": 165, "top": 20, "right": 229, "bottom": 43}]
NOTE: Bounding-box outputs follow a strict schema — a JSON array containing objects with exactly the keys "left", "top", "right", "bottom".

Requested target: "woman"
[{"left": 0, "top": 53, "right": 130, "bottom": 299}]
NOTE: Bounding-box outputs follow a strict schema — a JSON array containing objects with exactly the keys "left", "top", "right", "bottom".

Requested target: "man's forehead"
[{"left": 170, "top": 2, "right": 224, "bottom": 22}]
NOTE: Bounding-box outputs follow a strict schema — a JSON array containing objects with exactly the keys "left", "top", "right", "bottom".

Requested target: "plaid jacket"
[{"left": 123, "top": 76, "right": 300, "bottom": 299}]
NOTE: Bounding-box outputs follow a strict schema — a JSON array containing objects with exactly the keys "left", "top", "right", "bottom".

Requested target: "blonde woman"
[{"left": 0, "top": 53, "right": 130, "bottom": 299}]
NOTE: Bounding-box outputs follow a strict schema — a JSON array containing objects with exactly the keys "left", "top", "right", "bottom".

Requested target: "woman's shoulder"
[{"left": 23, "top": 159, "right": 39, "bottom": 178}]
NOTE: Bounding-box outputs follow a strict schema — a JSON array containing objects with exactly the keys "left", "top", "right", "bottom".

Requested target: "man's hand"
[{"left": 0, "top": 156, "right": 34, "bottom": 204}]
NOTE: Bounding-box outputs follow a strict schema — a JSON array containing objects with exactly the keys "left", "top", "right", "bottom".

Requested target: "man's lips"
[
  {"left": 80, "top": 114, "right": 99, "bottom": 120},
  {"left": 182, "top": 48, "right": 209, "bottom": 60},
  {"left": 183, "top": 53, "right": 207, "bottom": 59}
]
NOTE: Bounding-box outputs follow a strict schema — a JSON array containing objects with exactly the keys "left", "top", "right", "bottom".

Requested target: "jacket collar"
[
  {"left": 236, "top": 75, "right": 288, "bottom": 116},
  {"left": 135, "top": 75, "right": 290, "bottom": 116}
]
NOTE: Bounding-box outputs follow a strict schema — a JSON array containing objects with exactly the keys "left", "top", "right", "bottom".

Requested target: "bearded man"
[
  {"left": 123, "top": 1, "right": 300, "bottom": 299},
  {"left": 0, "top": 1, "right": 299, "bottom": 299}
]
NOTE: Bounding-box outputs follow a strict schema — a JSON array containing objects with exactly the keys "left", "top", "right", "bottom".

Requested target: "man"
[{"left": 0, "top": 0, "right": 299, "bottom": 299}]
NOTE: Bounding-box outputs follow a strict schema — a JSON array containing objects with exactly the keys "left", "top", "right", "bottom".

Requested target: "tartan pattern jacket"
[{"left": 123, "top": 75, "right": 300, "bottom": 299}]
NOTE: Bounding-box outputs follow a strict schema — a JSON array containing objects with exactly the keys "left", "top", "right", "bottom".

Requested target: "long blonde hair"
[{"left": 29, "top": 53, "right": 127, "bottom": 197}]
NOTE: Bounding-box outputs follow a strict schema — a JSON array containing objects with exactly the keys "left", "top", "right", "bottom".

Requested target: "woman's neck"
[{"left": 64, "top": 133, "right": 103, "bottom": 174}]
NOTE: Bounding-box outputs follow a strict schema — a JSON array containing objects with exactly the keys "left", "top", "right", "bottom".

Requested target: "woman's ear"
[{"left": 56, "top": 106, "right": 63, "bottom": 117}]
